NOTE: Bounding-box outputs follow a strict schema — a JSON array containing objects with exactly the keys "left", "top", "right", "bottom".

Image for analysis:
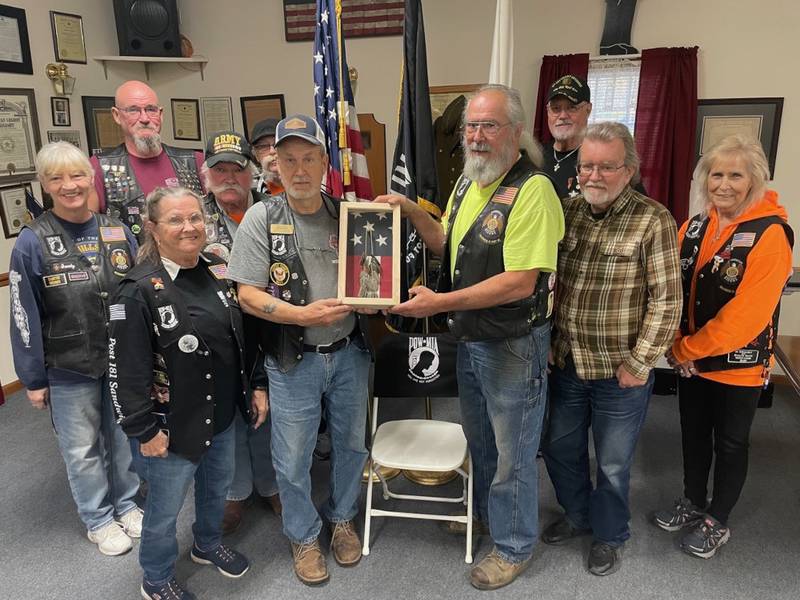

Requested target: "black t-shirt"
[{"left": 173, "top": 263, "right": 240, "bottom": 434}]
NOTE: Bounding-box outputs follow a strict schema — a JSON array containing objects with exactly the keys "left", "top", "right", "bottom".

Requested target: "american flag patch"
[
  {"left": 493, "top": 187, "right": 518, "bottom": 205},
  {"left": 732, "top": 232, "right": 756, "bottom": 248},
  {"left": 99, "top": 226, "right": 127, "bottom": 242},
  {"left": 109, "top": 304, "right": 126, "bottom": 321},
  {"left": 208, "top": 264, "right": 228, "bottom": 280}
]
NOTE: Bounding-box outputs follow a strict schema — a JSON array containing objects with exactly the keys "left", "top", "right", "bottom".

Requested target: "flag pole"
[{"left": 335, "top": 0, "right": 351, "bottom": 186}]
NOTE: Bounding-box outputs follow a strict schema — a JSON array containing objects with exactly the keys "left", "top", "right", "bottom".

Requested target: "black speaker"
[{"left": 113, "top": 0, "right": 182, "bottom": 57}]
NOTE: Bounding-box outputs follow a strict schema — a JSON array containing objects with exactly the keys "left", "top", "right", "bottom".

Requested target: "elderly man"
[
  {"left": 542, "top": 122, "right": 681, "bottom": 576},
  {"left": 249, "top": 118, "right": 285, "bottom": 196},
  {"left": 90, "top": 80, "right": 204, "bottom": 241},
  {"left": 380, "top": 84, "right": 564, "bottom": 590},
  {"left": 200, "top": 131, "right": 282, "bottom": 533},
  {"left": 227, "top": 115, "right": 370, "bottom": 586}
]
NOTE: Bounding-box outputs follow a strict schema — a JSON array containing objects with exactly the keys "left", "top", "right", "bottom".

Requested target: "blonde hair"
[
  {"left": 35, "top": 141, "right": 93, "bottom": 183},
  {"left": 137, "top": 186, "right": 205, "bottom": 264}
]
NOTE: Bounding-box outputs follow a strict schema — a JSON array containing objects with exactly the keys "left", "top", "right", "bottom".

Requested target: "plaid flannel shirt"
[{"left": 552, "top": 186, "right": 682, "bottom": 380}]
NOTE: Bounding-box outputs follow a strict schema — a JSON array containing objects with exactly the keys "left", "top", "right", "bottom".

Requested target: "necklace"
[{"left": 552, "top": 146, "right": 579, "bottom": 172}]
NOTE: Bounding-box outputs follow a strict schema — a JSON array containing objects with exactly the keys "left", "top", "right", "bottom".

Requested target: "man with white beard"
[
  {"left": 90, "top": 80, "right": 204, "bottom": 243},
  {"left": 542, "top": 122, "right": 680, "bottom": 577},
  {"left": 378, "top": 84, "right": 564, "bottom": 590},
  {"left": 249, "top": 118, "right": 285, "bottom": 197}
]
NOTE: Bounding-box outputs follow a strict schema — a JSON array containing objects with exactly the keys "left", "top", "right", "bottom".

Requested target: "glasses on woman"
[
  {"left": 157, "top": 213, "right": 205, "bottom": 229},
  {"left": 576, "top": 163, "right": 626, "bottom": 177},
  {"left": 115, "top": 105, "right": 162, "bottom": 118},
  {"left": 463, "top": 121, "right": 511, "bottom": 137}
]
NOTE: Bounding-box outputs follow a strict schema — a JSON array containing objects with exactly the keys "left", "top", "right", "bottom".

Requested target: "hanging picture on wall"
[
  {"left": 337, "top": 201, "right": 401, "bottom": 308},
  {"left": 0, "top": 4, "right": 33, "bottom": 74},
  {"left": 49, "top": 11, "right": 87, "bottom": 64},
  {"left": 171, "top": 98, "right": 201, "bottom": 141},
  {"left": 0, "top": 87, "right": 41, "bottom": 185},
  {"left": 200, "top": 97, "right": 233, "bottom": 138},
  {"left": 47, "top": 129, "right": 81, "bottom": 149},
  {"left": 696, "top": 98, "right": 784, "bottom": 178},
  {"left": 240, "top": 94, "right": 286, "bottom": 141},
  {"left": 282, "top": 0, "right": 403, "bottom": 42},
  {"left": 51, "top": 97, "right": 71, "bottom": 127},
  {"left": 82, "top": 96, "right": 124, "bottom": 154},
  {"left": 0, "top": 181, "right": 34, "bottom": 237}
]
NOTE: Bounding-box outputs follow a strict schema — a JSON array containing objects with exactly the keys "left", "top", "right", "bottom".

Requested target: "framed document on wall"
[
  {"left": 0, "top": 181, "right": 34, "bottom": 237},
  {"left": 171, "top": 98, "right": 201, "bottom": 141},
  {"left": 240, "top": 94, "right": 286, "bottom": 141},
  {"left": 0, "top": 4, "right": 33, "bottom": 74},
  {"left": 49, "top": 11, "right": 87, "bottom": 64},
  {"left": 82, "top": 96, "right": 124, "bottom": 154},
  {"left": 0, "top": 87, "right": 41, "bottom": 185}
]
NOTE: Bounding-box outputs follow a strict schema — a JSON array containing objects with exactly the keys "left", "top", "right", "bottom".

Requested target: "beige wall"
[{"left": 1, "top": 0, "right": 798, "bottom": 386}]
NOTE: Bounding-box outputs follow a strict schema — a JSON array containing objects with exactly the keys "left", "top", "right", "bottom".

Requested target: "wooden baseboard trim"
[{"left": 2, "top": 380, "right": 23, "bottom": 395}]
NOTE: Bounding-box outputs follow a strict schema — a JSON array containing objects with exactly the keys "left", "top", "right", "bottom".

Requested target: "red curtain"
[
  {"left": 533, "top": 53, "right": 590, "bottom": 144},
  {"left": 634, "top": 47, "right": 698, "bottom": 223}
]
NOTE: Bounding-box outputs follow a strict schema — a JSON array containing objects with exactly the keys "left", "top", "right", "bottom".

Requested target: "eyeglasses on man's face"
[
  {"left": 547, "top": 101, "right": 586, "bottom": 116},
  {"left": 115, "top": 105, "right": 162, "bottom": 118},
  {"left": 463, "top": 121, "right": 512, "bottom": 137},
  {"left": 576, "top": 163, "right": 627, "bottom": 177}
]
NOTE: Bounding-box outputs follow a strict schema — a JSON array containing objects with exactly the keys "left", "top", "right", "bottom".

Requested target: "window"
[{"left": 587, "top": 57, "right": 641, "bottom": 134}]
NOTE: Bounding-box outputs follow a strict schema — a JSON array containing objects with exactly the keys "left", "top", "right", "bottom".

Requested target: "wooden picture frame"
[
  {"left": 51, "top": 96, "right": 71, "bottom": 127},
  {"left": 81, "top": 95, "right": 123, "bottom": 154},
  {"left": 337, "top": 202, "right": 401, "bottom": 308},
  {"left": 0, "top": 4, "right": 33, "bottom": 74},
  {"left": 0, "top": 87, "right": 41, "bottom": 185},
  {"left": 240, "top": 94, "right": 286, "bottom": 141},
  {"left": 49, "top": 11, "right": 87, "bottom": 64},
  {"left": 696, "top": 98, "right": 784, "bottom": 178},
  {"left": 430, "top": 84, "right": 482, "bottom": 120},
  {"left": 171, "top": 98, "right": 201, "bottom": 141},
  {"left": 0, "top": 181, "right": 34, "bottom": 238}
]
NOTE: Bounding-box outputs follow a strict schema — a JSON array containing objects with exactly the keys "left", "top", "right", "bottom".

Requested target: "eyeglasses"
[
  {"left": 576, "top": 163, "right": 627, "bottom": 176},
  {"left": 547, "top": 102, "right": 586, "bottom": 116},
  {"left": 253, "top": 141, "right": 276, "bottom": 152},
  {"left": 115, "top": 105, "right": 162, "bottom": 118},
  {"left": 156, "top": 213, "right": 205, "bottom": 229},
  {"left": 463, "top": 121, "right": 512, "bottom": 137}
]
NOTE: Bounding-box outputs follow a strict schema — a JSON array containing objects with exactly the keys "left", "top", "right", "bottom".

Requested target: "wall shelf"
[{"left": 93, "top": 55, "right": 208, "bottom": 81}]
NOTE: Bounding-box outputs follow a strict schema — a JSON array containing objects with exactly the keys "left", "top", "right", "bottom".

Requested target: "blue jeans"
[
  {"left": 543, "top": 356, "right": 654, "bottom": 546},
  {"left": 134, "top": 421, "right": 235, "bottom": 585},
  {"left": 49, "top": 378, "right": 139, "bottom": 531},
  {"left": 457, "top": 324, "right": 549, "bottom": 563},
  {"left": 266, "top": 342, "right": 369, "bottom": 544},
  {"left": 227, "top": 411, "right": 278, "bottom": 501}
]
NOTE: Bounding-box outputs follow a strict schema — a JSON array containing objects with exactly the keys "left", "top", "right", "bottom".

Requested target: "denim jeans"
[
  {"left": 49, "top": 378, "right": 139, "bottom": 531},
  {"left": 227, "top": 411, "right": 278, "bottom": 501},
  {"left": 134, "top": 421, "right": 235, "bottom": 585},
  {"left": 266, "top": 342, "right": 369, "bottom": 544},
  {"left": 457, "top": 323, "right": 549, "bottom": 563},
  {"left": 543, "top": 356, "right": 654, "bottom": 546}
]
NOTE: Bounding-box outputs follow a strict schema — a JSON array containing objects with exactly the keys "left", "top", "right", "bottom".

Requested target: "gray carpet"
[{"left": 1, "top": 385, "right": 798, "bottom": 600}]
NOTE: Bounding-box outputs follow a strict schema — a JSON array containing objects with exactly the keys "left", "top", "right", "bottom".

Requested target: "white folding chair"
[{"left": 361, "top": 333, "right": 473, "bottom": 564}]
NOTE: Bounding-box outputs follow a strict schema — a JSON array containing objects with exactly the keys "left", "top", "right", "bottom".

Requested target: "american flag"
[
  {"left": 285, "top": 0, "right": 404, "bottom": 42},
  {"left": 345, "top": 210, "right": 393, "bottom": 297},
  {"left": 313, "top": 0, "right": 373, "bottom": 202}
]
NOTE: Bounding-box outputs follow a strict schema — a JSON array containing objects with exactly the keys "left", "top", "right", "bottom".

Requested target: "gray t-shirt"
[{"left": 227, "top": 199, "right": 354, "bottom": 346}]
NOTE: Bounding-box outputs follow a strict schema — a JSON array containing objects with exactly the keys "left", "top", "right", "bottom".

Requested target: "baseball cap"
[
  {"left": 205, "top": 130, "right": 252, "bottom": 168},
  {"left": 547, "top": 75, "right": 590, "bottom": 105},
  {"left": 275, "top": 114, "right": 326, "bottom": 147},
  {"left": 249, "top": 118, "right": 279, "bottom": 144}
]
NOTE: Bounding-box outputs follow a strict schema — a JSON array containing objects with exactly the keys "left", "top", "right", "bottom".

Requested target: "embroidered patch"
[
  {"left": 721, "top": 258, "right": 744, "bottom": 285},
  {"left": 157, "top": 305, "right": 179, "bottom": 330},
  {"left": 732, "top": 232, "right": 756, "bottom": 248},
  {"left": 109, "top": 303, "right": 126, "bottom": 321},
  {"left": 270, "top": 262, "right": 290, "bottom": 286},
  {"left": 110, "top": 249, "right": 131, "bottom": 274},
  {"left": 217, "top": 290, "right": 229, "bottom": 307},
  {"left": 67, "top": 271, "right": 90, "bottom": 282},
  {"left": 99, "top": 226, "right": 126, "bottom": 242},
  {"left": 205, "top": 243, "right": 230, "bottom": 262},
  {"left": 271, "top": 234, "right": 287, "bottom": 256},
  {"left": 208, "top": 264, "right": 228, "bottom": 280},
  {"left": 727, "top": 348, "right": 759, "bottom": 364},
  {"left": 45, "top": 235, "right": 67, "bottom": 257},
  {"left": 685, "top": 220, "right": 704, "bottom": 239},
  {"left": 479, "top": 210, "right": 505, "bottom": 244},
  {"left": 493, "top": 186, "right": 518, "bottom": 205},
  {"left": 43, "top": 273, "right": 67, "bottom": 287}
]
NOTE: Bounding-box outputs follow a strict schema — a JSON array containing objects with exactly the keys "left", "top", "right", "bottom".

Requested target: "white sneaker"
[
  {"left": 87, "top": 521, "right": 132, "bottom": 556},
  {"left": 117, "top": 507, "right": 144, "bottom": 538}
]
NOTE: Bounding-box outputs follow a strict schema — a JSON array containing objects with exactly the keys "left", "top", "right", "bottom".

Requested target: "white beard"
[
  {"left": 462, "top": 141, "right": 517, "bottom": 186},
  {"left": 133, "top": 131, "right": 162, "bottom": 156}
]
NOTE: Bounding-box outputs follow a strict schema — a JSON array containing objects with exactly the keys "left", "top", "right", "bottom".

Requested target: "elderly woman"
[
  {"left": 110, "top": 187, "right": 263, "bottom": 600},
  {"left": 9, "top": 141, "right": 142, "bottom": 555},
  {"left": 655, "top": 135, "right": 793, "bottom": 558}
]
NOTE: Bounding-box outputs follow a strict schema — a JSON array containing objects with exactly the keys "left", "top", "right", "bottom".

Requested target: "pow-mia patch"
[
  {"left": 99, "top": 226, "right": 126, "bottom": 243},
  {"left": 45, "top": 235, "right": 67, "bottom": 257},
  {"left": 270, "top": 262, "right": 290, "bottom": 286},
  {"left": 110, "top": 249, "right": 131, "bottom": 275},
  {"left": 455, "top": 177, "right": 471, "bottom": 198},
  {"left": 43, "top": 273, "right": 67, "bottom": 287},
  {"left": 479, "top": 210, "right": 505, "bottom": 244},
  {"left": 67, "top": 271, "right": 89, "bottom": 282},
  {"left": 271, "top": 234, "right": 287, "bottom": 256},
  {"left": 685, "top": 219, "right": 704, "bottom": 239},
  {"left": 157, "top": 305, "right": 179, "bottom": 330},
  {"left": 721, "top": 259, "right": 744, "bottom": 285},
  {"left": 208, "top": 264, "right": 228, "bottom": 280}
]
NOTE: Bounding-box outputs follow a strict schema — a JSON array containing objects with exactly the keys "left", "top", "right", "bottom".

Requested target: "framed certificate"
[
  {"left": 0, "top": 4, "right": 32, "bottom": 74},
  {"left": 47, "top": 129, "right": 81, "bottom": 149},
  {"left": 171, "top": 98, "right": 201, "bottom": 141},
  {"left": 49, "top": 11, "right": 87, "bottom": 64},
  {"left": 0, "top": 181, "right": 34, "bottom": 237},
  {"left": 0, "top": 87, "right": 41, "bottom": 185},
  {"left": 81, "top": 96, "right": 124, "bottom": 154},
  {"left": 200, "top": 97, "right": 233, "bottom": 139},
  {"left": 240, "top": 94, "right": 286, "bottom": 141},
  {"left": 337, "top": 202, "right": 401, "bottom": 308}
]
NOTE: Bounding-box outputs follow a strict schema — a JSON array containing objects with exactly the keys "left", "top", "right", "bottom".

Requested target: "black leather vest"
[
  {"left": 97, "top": 144, "right": 203, "bottom": 242},
  {"left": 125, "top": 254, "right": 248, "bottom": 462},
  {"left": 255, "top": 193, "right": 368, "bottom": 372},
  {"left": 28, "top": 211, "right": 134, "bottom": 377},
  {"left": 679, "top": 213, "right": 793, "bottom": 373},
  {"left": 202, "top": 189, "right": 270, "bottom": 261},
  {"left": 437, "top": 154, "right": 554, "bottom": 341}
]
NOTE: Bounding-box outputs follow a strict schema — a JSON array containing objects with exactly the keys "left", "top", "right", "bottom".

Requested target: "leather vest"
[
  {"left": 27, "top": 211, "right": 134, "bottom": 377},
  {"left": 202, "top": 189, "right": 270, "bottom": 261},
  {"left": 679, "top": 213, "right": 793, "bottom": 373},
  {"left": 437, "top": 154, "right": 554, "bottom": 341},
  {"left": 97, "top": 144, "right": 203, "bottom": 242},
  {"left": 255, "top": 193, "right": 369, "bottom": 372},
  {"left": 124, "top": 254, "right": 248, "bottom": 462}
]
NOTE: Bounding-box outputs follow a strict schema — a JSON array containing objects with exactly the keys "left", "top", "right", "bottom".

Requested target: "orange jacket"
[{"left": 672, "top": 190, "right": 793, "bottom": 387}]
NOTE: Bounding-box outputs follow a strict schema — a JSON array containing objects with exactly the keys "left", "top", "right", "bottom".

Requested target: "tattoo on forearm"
[{"left": 263, "top": 301, "right": 277, "bottom": 314}]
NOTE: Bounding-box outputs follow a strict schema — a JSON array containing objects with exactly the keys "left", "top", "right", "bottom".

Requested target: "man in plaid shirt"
[{"left": 542, "top": 122, "right": 681, "bottom": 576}]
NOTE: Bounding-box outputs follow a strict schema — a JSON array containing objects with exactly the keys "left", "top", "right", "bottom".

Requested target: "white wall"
[{"left": 1, "top": 0, "right": 799, "bottom": 386}]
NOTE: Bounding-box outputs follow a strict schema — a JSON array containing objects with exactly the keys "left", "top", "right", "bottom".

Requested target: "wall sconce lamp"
[{"left": 46, "top": 63, "right": 76, "bottom": 96}]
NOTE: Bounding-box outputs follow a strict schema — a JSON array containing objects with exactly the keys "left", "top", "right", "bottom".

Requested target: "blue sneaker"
[
  {"left": 190, "top": 543, "right": 250, "bottom": 578},
  {"left": 141, "top": 577, "right": 196, "bottom": 600}
]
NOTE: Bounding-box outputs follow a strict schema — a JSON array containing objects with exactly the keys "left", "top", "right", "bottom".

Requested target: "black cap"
[
  {"left": 547, "top": 75, "right": 590, "bottom": 105},
  {"left": 249, "top": 118, "right": 279, "bottom": 144},
  {"left": 275, "top": 114, "right": 326, "bottom": 148},
  {"left": 204, "top": 131, "right": 252, "bottom": 168}
]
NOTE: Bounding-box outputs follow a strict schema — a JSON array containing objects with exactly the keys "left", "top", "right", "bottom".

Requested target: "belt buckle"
[{"left": 314, "top": 341, "right": 334, "bottom": 353}]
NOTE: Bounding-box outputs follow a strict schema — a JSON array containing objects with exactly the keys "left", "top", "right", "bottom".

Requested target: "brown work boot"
[
  {"left": 221, "top": 500, "right": 246, "bottom": 535},
  {"left": 291, "top": 539, "right": 329, "bottom": 585},
  {"left": 469, "top": 547, "right": 532, "bottom": 590},
  {"left": 330, "top": 520, "right": 362, "bottom": 567},
  {"left": 443, "top": 515, "right": 490, "bottom": 536},
  {"left": 261, "top": 493, "right": 282, "bottom": 516}
]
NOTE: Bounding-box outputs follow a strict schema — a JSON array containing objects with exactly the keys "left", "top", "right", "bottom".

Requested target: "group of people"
[{"left": 9, "top": 75, "right": 791, "bottom": 598}]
